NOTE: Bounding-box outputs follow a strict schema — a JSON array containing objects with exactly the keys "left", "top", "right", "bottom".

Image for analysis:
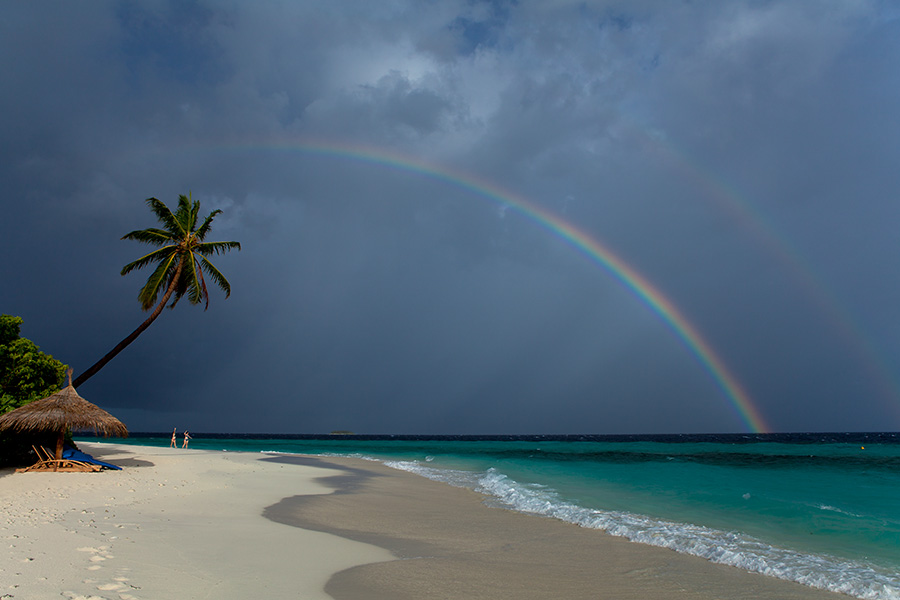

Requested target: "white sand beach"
[
  {"left": 0, "top": 443, "right": 393, "bottom": 600},
  {"left": 1, "top": 443, "right": 849, "bottom": 600}
]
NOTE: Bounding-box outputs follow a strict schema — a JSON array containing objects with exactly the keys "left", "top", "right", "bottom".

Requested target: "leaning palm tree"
[{"left": 73, "top": 193, "right": 240, "bottom": 388}]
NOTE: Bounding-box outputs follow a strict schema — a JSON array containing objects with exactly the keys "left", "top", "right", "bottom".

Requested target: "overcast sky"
[{"left": 3, "top": 1, "right": 900, "bottom": 435}]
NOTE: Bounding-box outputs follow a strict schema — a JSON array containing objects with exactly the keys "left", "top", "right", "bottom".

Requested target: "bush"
[{"left": 0, "top": 315, "right": 67, "bottom": 467}]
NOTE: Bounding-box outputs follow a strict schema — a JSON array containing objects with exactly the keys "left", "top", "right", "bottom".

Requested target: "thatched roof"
[{"left": 0, "top": 376, "right": 127, "bottom": 438}]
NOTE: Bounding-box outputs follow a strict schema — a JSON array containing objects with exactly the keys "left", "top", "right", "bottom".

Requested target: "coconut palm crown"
[
  {"left": 122, "top": 193, "right": 241, "bottom": 311},
  {"left": 72, "top": 193, "right": 240, "bottom": 388}
]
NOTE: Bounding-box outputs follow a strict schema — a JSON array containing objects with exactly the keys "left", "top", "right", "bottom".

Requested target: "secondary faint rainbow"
[
  {"left": 194, "top": 138, "right": 770, "bottom": 433},
  {"left": 632, "top": 125, "right": 900, "bottom": 415}
]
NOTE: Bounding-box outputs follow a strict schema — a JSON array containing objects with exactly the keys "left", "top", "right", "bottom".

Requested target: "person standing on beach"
[
  {"left": 182, "top": 431, "right": 192, "bottom": 448},
  {"left": 170, "top": 427, "right": 177, "bottom": 448}
]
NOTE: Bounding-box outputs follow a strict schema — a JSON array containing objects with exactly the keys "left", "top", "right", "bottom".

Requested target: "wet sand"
[{"left": 266, "top": 456, "right": 849, "bottom": 600}]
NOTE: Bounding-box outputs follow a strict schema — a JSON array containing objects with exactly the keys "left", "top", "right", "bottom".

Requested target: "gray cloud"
[{"left": 2, "top": 0, "right": 900, "bottom": 434}]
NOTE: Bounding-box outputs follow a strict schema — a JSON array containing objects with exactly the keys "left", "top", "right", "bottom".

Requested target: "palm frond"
[
  {"left": 171, "top": 195, "right": 193, "bottom": 235},
  {"left": 146, "top": 198, "right": 184, "bottom": 237},
  {"left": 189, "top": 196, "right": 202, "bottom": 233},
  {"left": 195, "top": 240, "right": 241, "bottom": 256},
  {"left": 121, "top": 228, "right": 177, "bottom": 246},
  {"left": 174, "top": 193, "right": 201, "bottom": 234},
  {"left": 120, "top": 246, "right": 178, "bottom": 276},
  {"left": 193, "top": 254, "right": 210, "bottom": 309},
  {"left": 199, "top": 256, "right": 232, "bottom": 298},
  {"left": 168, "top": 255, "right": 196, "bottom": 310},
  {"left": 194, "top": 209, "right": 223, "bottom": 241},
  {"left": 137, "top": 253, "right": 179, "bottom": 310},
  {"left": 182, "top": 252, "right": 205, "bottom": 306}
]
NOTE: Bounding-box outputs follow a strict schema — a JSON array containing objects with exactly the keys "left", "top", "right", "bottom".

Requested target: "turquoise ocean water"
[{"left": 81, "top": 433, "right": 900, "bottom": 599}]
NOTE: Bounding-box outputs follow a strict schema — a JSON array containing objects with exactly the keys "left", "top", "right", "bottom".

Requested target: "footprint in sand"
[{"left": 97, "top": 582, "right": 126, "bottom": 591}]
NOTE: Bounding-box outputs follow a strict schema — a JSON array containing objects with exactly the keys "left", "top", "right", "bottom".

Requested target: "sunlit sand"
[{"left": 1, "top": 443, "right": 846, "bottom": 599}]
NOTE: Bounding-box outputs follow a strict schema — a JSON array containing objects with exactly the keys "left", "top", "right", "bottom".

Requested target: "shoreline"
[
  {"left": 267, "top": 455, "right": 847, "bottom": 600},
  {"left": 2, "top": 443, "right": 848, "bottom": 599}
]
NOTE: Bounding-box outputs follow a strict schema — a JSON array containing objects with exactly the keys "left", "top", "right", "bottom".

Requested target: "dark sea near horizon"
[{"left": 79, "top": 432, "right": 900, "bottom": 599}]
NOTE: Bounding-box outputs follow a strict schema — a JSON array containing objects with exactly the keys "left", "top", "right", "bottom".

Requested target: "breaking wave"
[{"left": 384, "top": 460, "right": 900, "bottom": 600}]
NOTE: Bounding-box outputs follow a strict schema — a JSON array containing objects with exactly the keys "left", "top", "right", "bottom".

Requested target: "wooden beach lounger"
[{"left": 15, "top": 445, "right": 102, "bottom": 473}]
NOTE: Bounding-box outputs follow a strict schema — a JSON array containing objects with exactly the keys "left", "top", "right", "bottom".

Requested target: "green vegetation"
[
  {"left": 73, "top": 193, "right": 241, "bottom": 388},
  {"left": 0, "top": 315, "right": 67, "bottom": 414},
  {"left": 0, "top": 315, "right": 67, "bottom": 466}
]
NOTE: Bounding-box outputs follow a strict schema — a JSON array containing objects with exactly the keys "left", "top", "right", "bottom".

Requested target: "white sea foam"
[
  {"left": 384, "top": 460, "right": 900, "bottom": 600},
  {"left": 817, "top": 504, "right": 864, "bottom": 518},
  {"left": 384, "top": 460, "right": 484, "bottom": 489}
]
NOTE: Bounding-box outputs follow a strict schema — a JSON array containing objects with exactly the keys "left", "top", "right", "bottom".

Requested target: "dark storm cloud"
[{"left": 2, "top": 1, "right": 900, "bottom": 434}]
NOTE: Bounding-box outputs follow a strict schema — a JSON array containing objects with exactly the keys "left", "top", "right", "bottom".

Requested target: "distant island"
[{"left": 329, "top": 430, "right": 354, "bottom": 435}]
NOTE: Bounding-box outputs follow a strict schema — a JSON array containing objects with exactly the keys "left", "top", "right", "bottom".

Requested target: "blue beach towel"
[{"left": 62, "top": 446, "right": 122, "bottom": 470}]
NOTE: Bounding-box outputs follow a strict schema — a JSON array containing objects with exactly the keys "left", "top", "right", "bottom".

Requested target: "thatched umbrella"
[{"left": 0, "top": 369, "right": 128, "bottom": 462}]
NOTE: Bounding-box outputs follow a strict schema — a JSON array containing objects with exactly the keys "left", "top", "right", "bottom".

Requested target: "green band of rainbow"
[{"left": 207, "top": 138, "right": 771, "bottom": 433}]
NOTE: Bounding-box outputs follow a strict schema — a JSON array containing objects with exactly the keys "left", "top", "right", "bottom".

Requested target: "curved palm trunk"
[{"left": 73, "top": 260, "right": 184, "bottom": 389}]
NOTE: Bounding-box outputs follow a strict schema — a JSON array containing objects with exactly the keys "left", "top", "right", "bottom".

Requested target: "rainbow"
[
  {"left": 633, "top": 126, "right": 900, "bottom": 415},
  {"left": 193, "top": 138, "right": 771, "bottom": 433}
]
